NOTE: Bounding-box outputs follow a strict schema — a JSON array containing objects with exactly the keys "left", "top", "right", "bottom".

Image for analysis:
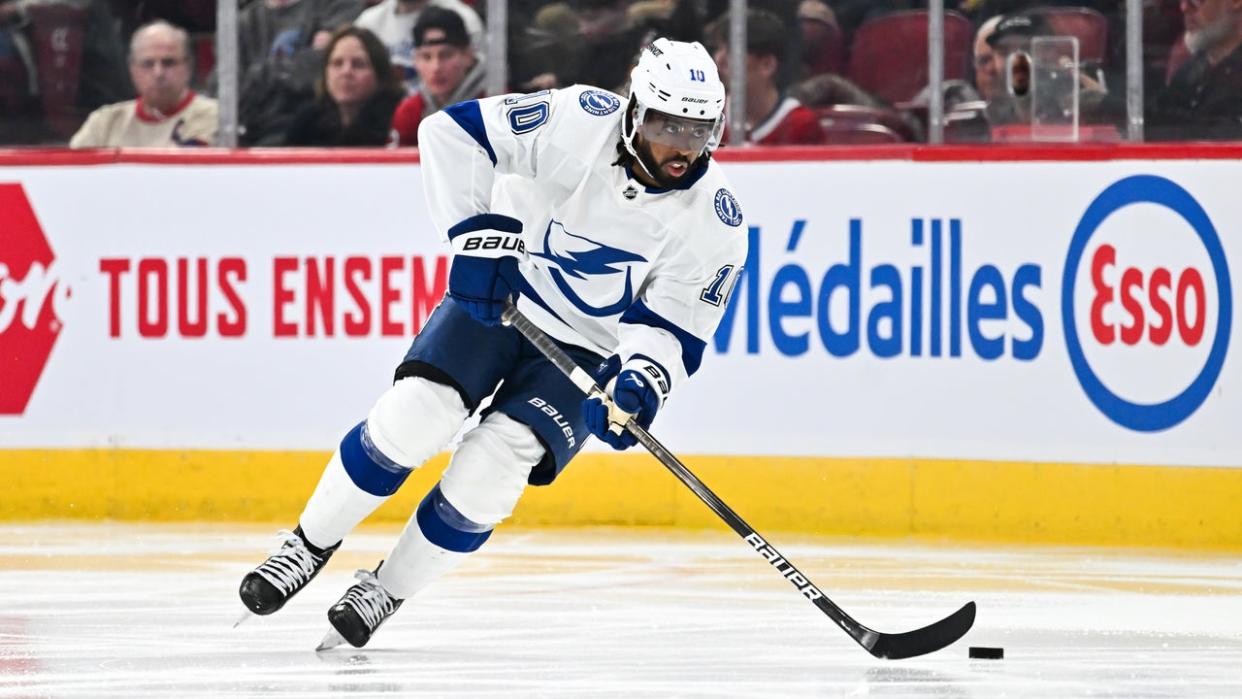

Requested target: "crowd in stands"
[{"left": 0, "top": 0, "right": 1239, "bottom": 147}]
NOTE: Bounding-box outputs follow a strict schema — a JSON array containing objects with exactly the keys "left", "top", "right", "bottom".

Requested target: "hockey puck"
[{"left": 968, "top": 646, "right": 1004, "bottom": 659}]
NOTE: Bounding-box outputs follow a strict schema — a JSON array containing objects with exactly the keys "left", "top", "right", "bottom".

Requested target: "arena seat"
[
  {"left": 192, "top": 33, "right": 215, "bottom": 90},
  {"left": 815, "top": 104, "right": 915, "bottom": 142},
  {"left": 801, "top": 17, "right": 845, "bottom": 77},
  {"left": 23, "top": 1, "right": 90, "bottom": 139},
  {"left": 822, "top": 122, "right": 904, "bottom": 145},
  {"left": 1034, "top": 6, "right": 1109, "bottom": 65},
  {"left": 846, "top": 10, "right": 973, "bottom": 105}
]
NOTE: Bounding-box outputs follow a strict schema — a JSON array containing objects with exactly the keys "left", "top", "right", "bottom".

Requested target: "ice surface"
[{"left": 0, "top": 524, "right": 1239, "bottom": 698}]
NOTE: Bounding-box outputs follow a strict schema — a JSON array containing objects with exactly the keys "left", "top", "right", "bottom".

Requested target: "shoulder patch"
[
  {"left": 713, "top": 188, "right": 743, "bottom": 227},
  {"left": 579, "top": 90, "right": 620, "bottom": 116}
]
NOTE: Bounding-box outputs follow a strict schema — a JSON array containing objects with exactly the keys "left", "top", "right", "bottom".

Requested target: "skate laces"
[
  {"left": 341, "top": 569, "right": 399, "bottom": 629},
  {"left": 255, "top": 529, "right": 324, "bottom": 595}
]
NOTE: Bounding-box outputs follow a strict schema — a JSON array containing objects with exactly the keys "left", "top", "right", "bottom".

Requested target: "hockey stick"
[{"left": 501, "top": 303, "right": 975, "bottom": 659}]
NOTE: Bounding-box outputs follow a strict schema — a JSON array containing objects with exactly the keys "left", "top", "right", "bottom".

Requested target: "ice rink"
[{"left": 0, "top": 523, "right": 1239, "bottom": 698}]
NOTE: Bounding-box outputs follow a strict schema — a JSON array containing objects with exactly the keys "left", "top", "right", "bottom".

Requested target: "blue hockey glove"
[
  {"left": 448, "top": 255, "right": 518, "bottom": 326},
  {"left": 583, "top": 357, "right": 668, "bottom": 450},
  {"left": 447, "top": 220, "right": 526, "bottom": 326}
]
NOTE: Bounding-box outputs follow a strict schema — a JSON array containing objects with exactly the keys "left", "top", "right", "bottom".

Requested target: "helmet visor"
[{"left": 637, "top": 108, "right": 720, "bottom": 153}]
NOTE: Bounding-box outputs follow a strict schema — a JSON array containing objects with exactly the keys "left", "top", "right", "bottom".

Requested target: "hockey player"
[{"left": 238, "top": 38, "right": 748, "bottom": 649}]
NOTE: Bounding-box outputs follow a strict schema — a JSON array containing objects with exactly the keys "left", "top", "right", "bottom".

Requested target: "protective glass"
[{"left": 636, "top": 106, "right": 722, "bottom": 153}]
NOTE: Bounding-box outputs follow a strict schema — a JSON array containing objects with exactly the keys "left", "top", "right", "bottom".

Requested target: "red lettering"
[
  {"left": 218, "top": 257, "right": 247, "bottom": 337},
  {"left": 1090, "top": 244, "right": 1115, "bottom": 345},
  {"left": 1147, "top": 268, "right": 1172, "bottom": 346},
  {"left": 137, "top": 258, "right": 168, "bottom": 338},
  {"left": 1178, "top": 269, "right": 1206, "bottom": 346},
  {"left": 99, "top": 258, "right": 130, "bottom": 338},
  {"left": 273, "top": 257, "right": 298, "bottom": 337},
  {"left": 1119, "top": 267, "right": 1144, "bottom": 346},
  {"left": 1088, "top": 245, "right": 1212, "bottom": 349},
  {"left": 412, "top": 255, "right": 448, "bottom": 334},
  {"left": 306, "top": 257, "right": 335, "bottom": 337},
  {"left": 380, "top": 256, "right": 404, "bottom": 336},
  {"left": 177, "top": 258, "right": 209, "bottom": 337},
  {"left": 343, "top": 257, "right": 372, "bottom": 336}
]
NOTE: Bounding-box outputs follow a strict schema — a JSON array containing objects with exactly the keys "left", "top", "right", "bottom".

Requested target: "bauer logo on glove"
[
  {"left": 582, "top": 356, "right": 667, "bottom": 450},
  {"left": 446, "top": 214, "right": 527, "bottom": 326}
]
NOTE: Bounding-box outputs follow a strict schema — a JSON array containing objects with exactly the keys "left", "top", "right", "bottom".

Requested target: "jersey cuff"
[{"left": 447, "top": 213, "right": 524, "bottom": 240}]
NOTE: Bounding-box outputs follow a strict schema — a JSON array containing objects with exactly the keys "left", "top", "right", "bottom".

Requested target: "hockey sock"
[
  {"left": 300, "top": 421, "right": 420, "bottom": 549},
  {"left": 376, "top": 483, "right": 493, "bottom": 600}
]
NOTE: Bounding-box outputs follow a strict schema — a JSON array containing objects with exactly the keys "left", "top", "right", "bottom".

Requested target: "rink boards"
[{"left": 1, "top": 146, "right": 1240, "bottom": 549}]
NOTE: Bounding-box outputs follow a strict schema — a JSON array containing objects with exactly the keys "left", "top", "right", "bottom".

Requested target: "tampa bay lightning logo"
[
  {"left": 579, "top": 90, "right": 620, "bottom": 116},
  {"left": 714, "top": 189, "right": 743, "bottom": 227},
  {"left": 533, "top": 220, "right": 646, "bottom": 316}
]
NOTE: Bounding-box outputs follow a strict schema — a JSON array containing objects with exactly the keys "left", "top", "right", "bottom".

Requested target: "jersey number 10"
[{"left": 688, "top": 69, "right": 706, "bottom": 82}]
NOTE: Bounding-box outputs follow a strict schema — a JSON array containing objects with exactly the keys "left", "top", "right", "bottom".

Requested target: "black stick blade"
[{"left": 863, "top": 601, "right": 977, "bottom": 659}]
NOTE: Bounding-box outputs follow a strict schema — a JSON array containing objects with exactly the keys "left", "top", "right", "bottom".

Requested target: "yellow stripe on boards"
[{"left": 1, "top": 450, "right": 1240, "bottom": 550}]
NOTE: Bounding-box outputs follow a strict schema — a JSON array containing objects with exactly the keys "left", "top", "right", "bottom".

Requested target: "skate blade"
[
  {"left": 233, "top": 609, "right": 254, "bottom": 628},
  {"left": 315, "top": 628, "right": 347, "bottom": 652}
]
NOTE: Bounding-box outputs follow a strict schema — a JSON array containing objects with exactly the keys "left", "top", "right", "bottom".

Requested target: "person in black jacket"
[
  {"left": 1148, "top": 0, "right": 1242, "bottom": 141},
  {"left": 284, "top": 25, "right": 403, "bottom": 146}
]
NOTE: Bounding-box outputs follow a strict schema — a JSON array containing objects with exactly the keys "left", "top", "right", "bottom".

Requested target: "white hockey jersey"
[{"left": 418, "top": 85, "right": 748, "bottom": 398}]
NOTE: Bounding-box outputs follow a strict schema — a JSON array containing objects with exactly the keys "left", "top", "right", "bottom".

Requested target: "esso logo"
[{"left": 1062, "top": 175, "right": 1232, "bottom": 432}]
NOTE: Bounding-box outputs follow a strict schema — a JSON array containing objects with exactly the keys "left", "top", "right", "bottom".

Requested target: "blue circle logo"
[
  {"left": 579, "top": 90, "right": 620, "bottom": 116},
  {"left": 1062, "top": 175, "right": 1232, "bottom": 432},
  {"left": 714, "top": 189, "right": 742, "bottom": 227}
]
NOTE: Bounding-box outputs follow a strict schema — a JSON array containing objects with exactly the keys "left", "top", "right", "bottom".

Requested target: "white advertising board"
[{"left": 1, "top": 157, "right": 1236, "bottom": 467}]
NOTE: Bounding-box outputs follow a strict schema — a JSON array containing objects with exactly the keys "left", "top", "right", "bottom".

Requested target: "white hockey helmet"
[{"left": 623, "top": 38, "right": 726, "bottom": 170}]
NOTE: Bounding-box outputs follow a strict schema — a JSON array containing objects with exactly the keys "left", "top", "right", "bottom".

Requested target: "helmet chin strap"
[
  {"left": 625, "top": 137, "right": 663, "bottom": 184},
  {"left": 621, "top": 97, "right": 661, "bottom": 183}
]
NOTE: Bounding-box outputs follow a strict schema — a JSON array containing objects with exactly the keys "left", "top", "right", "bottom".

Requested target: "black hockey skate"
[
  {"left": 317, "top": 566, "right": 404, "bottom": 650},
  {"left": 238, "top": 527, "right": 339, "bottom": 616}
]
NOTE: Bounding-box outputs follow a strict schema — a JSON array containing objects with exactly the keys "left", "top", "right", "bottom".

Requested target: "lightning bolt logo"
[{"left": 533, "top": 220, "right": 647, "bottom": 316}]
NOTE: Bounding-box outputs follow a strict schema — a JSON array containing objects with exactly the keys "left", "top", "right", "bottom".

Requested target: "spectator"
[
  {"left": 709, "top": 9, "right": 825, "bottom": 145},
  {"left": 1148, "top": 0, "right": 1242, "bottom": 140},
  {"left": 283, "top": 25, "right": 403, "bottom": 146},
  {"left": 0, "top": 2, "right": 40, "bottom": 142},
  {"left": 973, "top": 14, "right": 1004, "bottom": 101},
  {"left": 70, "top": 20, "right": 216, "bottom": 147},
  {"left": 238, "top": 0, "right": 363, "bottom": 62},
  {"left": 904, "top": 14, "right": 999, "bottom": 142},
  {"left": 1, "top": 0, "right": 131, "bottom": 144},
  {"left": 512, "top": 0, "right": 646, "bottom": 93},
  {"left": 983, "top": 12, "right": 1117, "bottom": 131},
  {"left": 390, "top": 7, "right": 483, "bottom": 146},
  {"left": 230, "top": 0, "right": 365, "bottom": 145},
  {"left": 354, "top": 0, "right": 484, "bottom": 94},
  {"left": 979, "top": 12, "right": 1052, "bottom": 126},
  {"left": 905, "top": 15, "right": 1001, "bottom": 122},
  {"left": 799, "top": 0, "right": 841, "bottom": 77}
]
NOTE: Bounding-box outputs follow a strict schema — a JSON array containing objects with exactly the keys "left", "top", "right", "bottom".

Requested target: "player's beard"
[{"left": 641, "top": 148, "right": 694, "bottom": 189}]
